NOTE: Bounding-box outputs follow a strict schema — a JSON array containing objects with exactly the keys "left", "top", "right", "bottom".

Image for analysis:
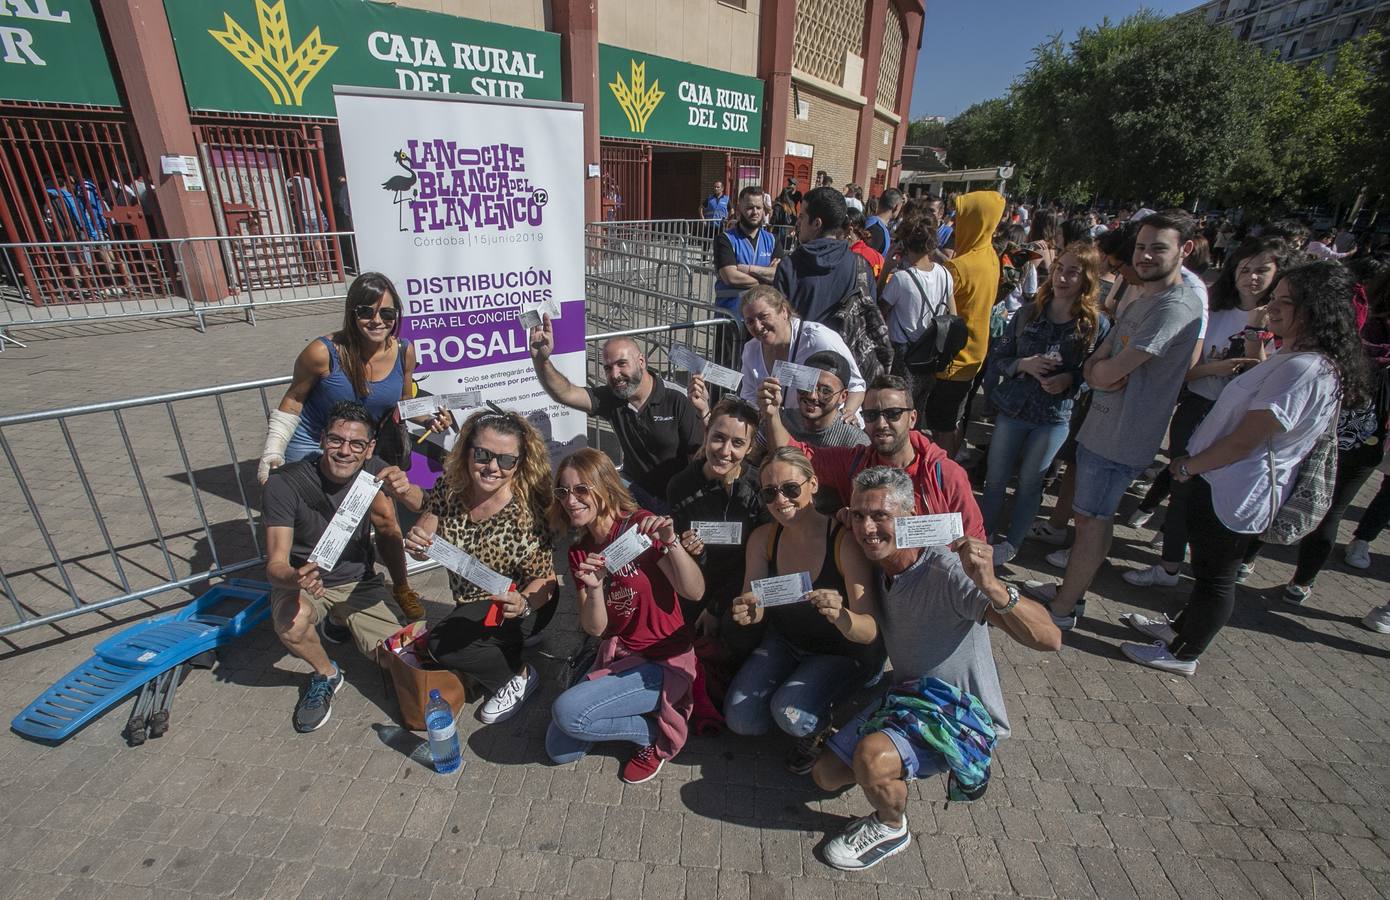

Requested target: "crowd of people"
[{"left": 254, "top": 184, "right": 1390, "bottom": 871}]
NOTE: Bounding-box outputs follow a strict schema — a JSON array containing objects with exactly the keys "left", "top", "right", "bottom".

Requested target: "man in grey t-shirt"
[
  {"left": 1025, "top": 213, "right": 1204, "bottom": 629},
  {"left": 810, "top": 467, "right": 1061, "bottom": 871}
]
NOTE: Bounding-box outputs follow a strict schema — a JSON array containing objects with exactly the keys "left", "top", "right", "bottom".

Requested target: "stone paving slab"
[{"left": 3, "top": 316, "right": 1390, "bottom": 898}]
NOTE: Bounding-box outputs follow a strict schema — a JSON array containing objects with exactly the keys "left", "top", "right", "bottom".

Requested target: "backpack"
[
  {"left": 900, "top": 267, "right": 967, "bottom": 375},
  {"left": 824, "top": 254, "right": 892, "bottom": 384}
]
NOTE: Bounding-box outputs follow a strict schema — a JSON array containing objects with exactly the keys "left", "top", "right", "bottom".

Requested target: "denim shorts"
[
  {"left": 1072, "top": 443, "right": 1148, "bottom": 520},
  {"left": 826, "top": 701, "right": 949, "bottom": 783}
]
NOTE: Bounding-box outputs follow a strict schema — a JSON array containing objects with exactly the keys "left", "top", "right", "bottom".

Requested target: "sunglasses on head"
[
  {"left": 354, "top": 304, "right": 399, "bottom": 323},
  {"left": 862, "top": 407, "right": 911, "bottom": 423},
  {"left": 759, "top": 477, "right": 810, "bottom": 504},
  {"left": 553, "top": 483, "right": 594, "bottom": 500},
  {"left": 471, "top": 446, "right": 519, "bottom": 470}
]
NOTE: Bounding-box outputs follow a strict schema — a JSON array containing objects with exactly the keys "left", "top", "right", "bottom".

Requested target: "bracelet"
[{"left": 992, "top": 584, "right": 1020, "bottom": 615}]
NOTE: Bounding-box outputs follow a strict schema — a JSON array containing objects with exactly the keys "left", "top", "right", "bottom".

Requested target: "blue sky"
[{"left": 910, "top": 1, "right": 1197, "bottom": 120}]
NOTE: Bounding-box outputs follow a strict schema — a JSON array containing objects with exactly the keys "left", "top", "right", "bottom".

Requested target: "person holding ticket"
[
  {"left": 666, "top": 398, "right": 767, "bottom": 650},
  {"left": 545, "top": 450, "right": 704, "bottom": 785},
  {"left": 529, "top": 323, "right": 703, "bottom": 513},
  {"left": 810, "top": 466, "right": 1061, "bottom": 870},
  {"left": 262, "top": 401, "right": 410, "bottom": 733},
  {"left": 257, "top": 273, "right": 451, "bottom": 622},
  {"left": 380, "top": 408, "right": 557, "bottom": 725},
  {"left": 736, "top": 286, "right": 865, "bottom": 422},
  {"left": 748, "top": 350, "right": 869, "bottom": 467},
  {"left": 725, "top": 447, "right": 884, "bottom": 776}
]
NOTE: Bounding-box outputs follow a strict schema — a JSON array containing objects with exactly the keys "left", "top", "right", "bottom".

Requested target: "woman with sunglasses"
[
  {"left": 726, "top": 447, "right": 882, "bottom": 775},
  {"left": 737, "top": 285, "right": 866, "bottom": 422},
  {"left": 257, "top": 273, "right": 444, "bottom": 621},
  {"left": 382, "top": 408, "right": 557, "bottom": 723},
  {"left": 546, "top": 449, "right": 705, "bottom": 784}
]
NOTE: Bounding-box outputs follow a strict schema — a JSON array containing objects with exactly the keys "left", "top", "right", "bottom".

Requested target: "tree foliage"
[
  {"left": 906, "top": 117, "right": 948, "bottom": 147},
  {"left": 941, "top": 11, "right": 1387, "bottom": 210}
]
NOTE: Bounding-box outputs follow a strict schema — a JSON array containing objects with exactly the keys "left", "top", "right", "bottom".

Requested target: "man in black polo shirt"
[{"left": 529, "top": 318, "right": 703, "bottom": 512}]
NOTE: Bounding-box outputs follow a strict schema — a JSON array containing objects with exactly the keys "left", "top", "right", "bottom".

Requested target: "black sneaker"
[
  {"left": 293, "top": 664, "right": 344, "bottom": 733},
  {"left": 785, "top": 727, "right": 833, "bottom": 775},
  {"left": 317, "top": 615, "right": 351, "bottom": 645}
]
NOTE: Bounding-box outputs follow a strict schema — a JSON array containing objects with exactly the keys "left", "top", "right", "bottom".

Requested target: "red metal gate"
[
  {"left": 0, "top": 108, "right": 172, "bottom": 305},
  {"left": 193, "top": 118, "right": 343, "bottom": 288},
  {"left": 599, "top": 140, "right": 651, "bottom": 221},
  {"left": 728, "top": 152, "right": 764, "bottom": 198}
]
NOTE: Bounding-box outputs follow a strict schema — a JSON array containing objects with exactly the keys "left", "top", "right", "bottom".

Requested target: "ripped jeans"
[{"left": 723, "top": 628, "right": 879, "bottom": 738}]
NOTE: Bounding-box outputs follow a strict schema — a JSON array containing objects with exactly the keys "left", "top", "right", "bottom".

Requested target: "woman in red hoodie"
[{"left": 545, "top": 449, "right": 706, "bottom": 784}]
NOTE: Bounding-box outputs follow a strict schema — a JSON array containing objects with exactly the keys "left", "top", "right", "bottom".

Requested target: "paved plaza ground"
[{"left": 3, "top": 310, "right": 1390, "bottom": 899}]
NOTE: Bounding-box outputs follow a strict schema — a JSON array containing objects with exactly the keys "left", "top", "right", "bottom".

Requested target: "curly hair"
[
  {"left": 1208, "top": 236, "right": 1294, "bottom": 312},
  {"left": 547, "top": 448, "right": 638, "bottom": 534},
  {"left": 1032, "top": 243, "right": 1103, "bottom": 345},
  {"left": 893, "top": 211, "right": 939, "bottom": 255},
  {"left": 442, "top": 408, "right": 552, "bottom": 527},
  {"left": 333, "top": 272, "right": 403, "bottom": 398},
  {"left": 1278, "top": 260, "right": 1372, "bottom": 408}
]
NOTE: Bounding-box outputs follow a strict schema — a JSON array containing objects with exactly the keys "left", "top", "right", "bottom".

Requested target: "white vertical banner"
[{"left": 333, "top": 87, "right": 587, "bottom": 485}]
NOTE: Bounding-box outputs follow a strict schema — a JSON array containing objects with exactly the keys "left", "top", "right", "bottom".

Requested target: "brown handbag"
[{"left": 376, "top": 623, "right": 474, "bottom": 730}]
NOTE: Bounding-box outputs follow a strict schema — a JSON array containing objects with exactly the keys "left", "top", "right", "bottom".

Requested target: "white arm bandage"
[{"left": 257, "top": 409, "right": 301, "bottom": 485}]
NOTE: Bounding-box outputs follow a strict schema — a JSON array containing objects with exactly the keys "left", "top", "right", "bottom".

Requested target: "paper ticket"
[
  {"left": 894, "top": 513, "right": 964, "bottom": 549},
  {"left": 671, "top": 343, "right": 745, "bottom": 392},
  {"left": 425, "top": 536, "right": 513, "bottom": 596},
  {"left": 604, "top": 526, "right": 654, "bottom": 573},
  {"left": 520, "top": 298, "right": 562, "bottom": 331},
  {"left": 752, "top": 571, "right": 813, "bottom": 607},
  {"left": 692, "top": 521, "right": 743, "bottom": 545},
  {"left": 772, "top": 360, "right": 821, "bottom": 393},
  {"left": 398, "top": 390, "right": 482, "bottom": 419},
  {"left": 307, "top": 470, "right": 382, "bottom": 569}
]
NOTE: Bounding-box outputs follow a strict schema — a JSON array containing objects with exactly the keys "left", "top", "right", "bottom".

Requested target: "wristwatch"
[
  {"left": 992, "top": 584, "right": 1020, "bottom": 615},
  {"left": 519, "top": 601, "right": 532, "bottom": 618},
  {"left": 1179, "top": 461, "right": 1192, "bottom": 478}
]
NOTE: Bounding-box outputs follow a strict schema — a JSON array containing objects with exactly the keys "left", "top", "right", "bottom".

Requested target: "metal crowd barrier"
[{"left": 0, "top": 316, "right": 738, "bottom": 638}]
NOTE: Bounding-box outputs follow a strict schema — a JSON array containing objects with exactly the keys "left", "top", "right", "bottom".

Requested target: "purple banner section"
[{"left": 401, "top": 297, "right": 585, "bottom": 374}]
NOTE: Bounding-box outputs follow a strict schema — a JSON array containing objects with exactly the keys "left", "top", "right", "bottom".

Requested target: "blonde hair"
[
  {"left": 761, "top": 446, "right": 816, "bottom": 485},
  {"left": 547, "top": 448, "right": 638, "bottom": 534},
  {"left": 739, "top": 284, "right": 794, "bottom": 319},
  {"left": 1033, "top": 243, "right": 1102, "bottom": 345},
  {"left": 442, "top": 408, "right": 552, "bottom": 526}
]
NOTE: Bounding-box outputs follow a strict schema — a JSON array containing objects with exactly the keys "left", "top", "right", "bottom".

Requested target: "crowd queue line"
[{"left": 251, "top": 185, "right": 1389, "bottom": 871}]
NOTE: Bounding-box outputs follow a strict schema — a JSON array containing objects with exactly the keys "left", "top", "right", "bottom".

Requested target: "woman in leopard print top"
[{"left": 382, "top": 408, "right": 556, "bottom": 724}]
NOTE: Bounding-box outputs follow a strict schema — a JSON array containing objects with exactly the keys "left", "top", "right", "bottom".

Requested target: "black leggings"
[
  {"left": 1354, "top": 473, "right": 1390, "bottom": 543},
  {"left": 1169, "top": 478, "right": 1253, "bottom": 661},
  {"left": 428, "top": 600, "right": 556, "bottom": 693},
  {"left": 1291, "top": 441, "right": 1384, "bottom": 585},
  {"left": 1141, "top": 393, "right": 1215, "bottom": 565}
]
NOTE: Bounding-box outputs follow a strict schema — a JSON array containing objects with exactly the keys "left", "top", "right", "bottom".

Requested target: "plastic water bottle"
[{"left": 424, "top": 689, "right": 461, "bottom": 774}]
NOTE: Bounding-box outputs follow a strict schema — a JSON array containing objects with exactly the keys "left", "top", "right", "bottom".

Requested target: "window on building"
[{"left": 718, "top": 0, "right": 748, "bottom": 9}]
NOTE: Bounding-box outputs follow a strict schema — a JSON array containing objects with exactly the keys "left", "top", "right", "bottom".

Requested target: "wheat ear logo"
[
  {"left": 208, "top": 0, "right": 338, "bottom": 107},
  {"left": 609, "top": 60, "right": 664, "bottom": 133}
]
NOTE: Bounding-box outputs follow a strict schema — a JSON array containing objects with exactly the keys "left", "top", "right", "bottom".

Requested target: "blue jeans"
[
  {"left": 1073, "top": 443, "right": 1148, "bottom": 519},
  {"left": 545, "top": 662, "right": 663, "bottom": 764},
  {"left": 724, "top": 628, "right": 878, "bottom": 738},
  {"left": 981, "top": 414, "right": 1069, "bottom": 547}
]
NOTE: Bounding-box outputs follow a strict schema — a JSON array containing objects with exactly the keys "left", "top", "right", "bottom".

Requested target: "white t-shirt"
[
  {"left": 844, "top": 196, "right": 864, "bottom": 212},
  {"left": 1188, "top": 306, "right": 1272, "bottom": 401},
  {"left": 880, "top": 264, "right": 955, "bottom": 345},
  {"left": 739, "top": 318, "right": 866, "bottom": 408},
  {"left": 1188, "top": 351, "right": 1339, "bottom": 534}
]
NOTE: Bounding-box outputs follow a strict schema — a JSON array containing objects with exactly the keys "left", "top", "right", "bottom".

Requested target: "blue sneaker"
[{"left": 294, "top": 664, "right": 344, "bottom": 733}]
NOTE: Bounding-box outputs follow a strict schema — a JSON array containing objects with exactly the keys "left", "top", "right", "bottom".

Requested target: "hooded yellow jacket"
[{"left": 942, "top": 190, "right": 1006, "bottom": 382}]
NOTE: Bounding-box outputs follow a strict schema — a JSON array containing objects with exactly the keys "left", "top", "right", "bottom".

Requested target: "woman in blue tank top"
[{"left": 257, "top": 272, "right": 449, "bottom": 621}]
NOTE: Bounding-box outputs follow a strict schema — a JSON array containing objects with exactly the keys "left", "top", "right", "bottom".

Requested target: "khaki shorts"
[{"left": 273, "top": 573, "right": 402, "bottom": 658}]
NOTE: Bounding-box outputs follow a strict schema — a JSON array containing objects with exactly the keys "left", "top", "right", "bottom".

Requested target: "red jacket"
[{"left": 794, "top": 430, "right": 986, "bottom": 541}]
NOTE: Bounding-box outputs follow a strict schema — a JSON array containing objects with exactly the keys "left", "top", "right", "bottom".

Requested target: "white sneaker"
[
  {"left": 1121, "top": 640, "right": 1196, "bottom": 676},
  {"left": 1120, "top": 612, "right": 1178, "bottom": 644},
  {"left": 1126, "top": 508, "right": 1155, "bottom": 529},
  {"left": 1235, "top": 562, "right": 1255, "bottom": 583},
  {"left": 1045, "top": 548, "right": 1070, "bottom": 569},
  {"left": 992, "top": 541, "right": 1018, "bottom": 567},
  {"left": 1345, "top": 540, "right": 1372, "bottom": 570},
  {"left": 1028, "top": 522, "right": 1068, "bottom": 546},
  {"left": 822, "top": 813, "right": 911, "bottom": 870},
  {"left": 1021, "top": 580, "right": 1080, "bottom": 630},
  {"left": 1122, "top": 564, "right": 1180, "bottom": 588},
  {"left": 1363, "top": 603, "right": 1390, "bottom": 634},
  {"left": 478, "top": 665, "right": 538, "bottom": 724}
]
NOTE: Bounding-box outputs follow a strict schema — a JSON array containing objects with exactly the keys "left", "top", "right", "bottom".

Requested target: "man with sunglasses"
[
  {"left": 529, "top": 322, "right": 703, "bottom": 513},
  {"left": 765, "top": 374, "right": 985, "bottom": 540},
  {"left": 812, "top": 466, "right": 1060, "bottom": 870},
  {"left": 263, "top": 401, "right": 407, "bottom": 733}
]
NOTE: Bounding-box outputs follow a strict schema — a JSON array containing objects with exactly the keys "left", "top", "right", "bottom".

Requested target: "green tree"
[
  {"left": 944, "top": 98, "right": 1015, "bottom": 169},
  {"left": 906, "top": 117, "right": 949, "bottom": 147}
]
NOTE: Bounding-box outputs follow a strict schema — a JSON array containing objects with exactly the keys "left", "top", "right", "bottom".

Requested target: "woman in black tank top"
[{"left": 725, "top": 448, "right": 884, "bottom": 773}]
